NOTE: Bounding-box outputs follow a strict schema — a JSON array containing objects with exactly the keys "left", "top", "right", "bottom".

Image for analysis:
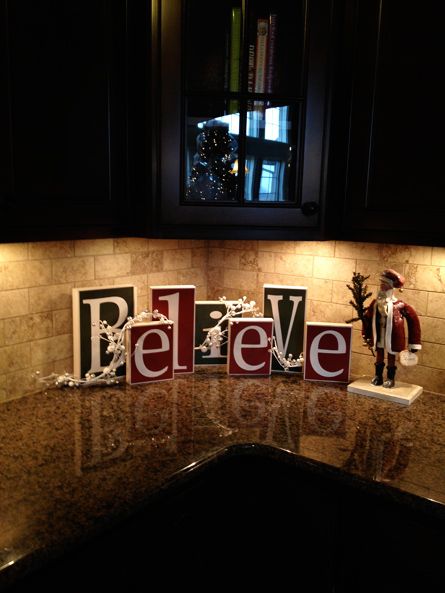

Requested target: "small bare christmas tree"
[{"left": 345, "top": 272, "right": 374, "bottom": 356}]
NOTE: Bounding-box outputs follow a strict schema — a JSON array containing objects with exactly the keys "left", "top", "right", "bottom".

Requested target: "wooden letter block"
[
  {"left": 304, "top": 322, "right": 352, "bottom": 382},
  {"left": 126, "top": 321, "right": 174, "bottom": 384},
  {"left": 73, "top": 285, "right": 137, "bottom": 380},
  {"left": 263, "top": 284, "right": 307, "bottom": 372},
  {"left": 228, "top": 317, "right": 274, "bottom": 376},
  {"left": 150, "top": 285, "right": 195, "bottom": 373}
]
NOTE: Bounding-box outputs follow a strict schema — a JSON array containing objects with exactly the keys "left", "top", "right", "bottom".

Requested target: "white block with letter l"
[
  {"left": 150, "top": 285, "right": 195, "bottom": 373},
  {"left": 227, "top": 317, "right": 274, "bottom": 376},
  {"left": 73, "top": 285, "right": 137, "bottom": 380},
  {"left": 303, "top": 322, "right": 352, "bottom": 383}
]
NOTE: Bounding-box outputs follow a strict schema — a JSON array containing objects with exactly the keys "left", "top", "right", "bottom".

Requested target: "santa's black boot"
[
  {"left": 383, "top": 366, "right": 397, "bottom": 388},
  {"left": 371, "top": 362, "right": 385, "bottom": 386}
]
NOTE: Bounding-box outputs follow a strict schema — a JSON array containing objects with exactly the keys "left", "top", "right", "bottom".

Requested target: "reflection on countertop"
[{"left": 0, "top": 367, "right": 444, "bottom": 587}]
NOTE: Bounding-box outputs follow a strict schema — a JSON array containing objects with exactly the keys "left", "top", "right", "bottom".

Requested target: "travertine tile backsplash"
[{"left": 0, "top": 238, "right": 444, "bottom": 399}]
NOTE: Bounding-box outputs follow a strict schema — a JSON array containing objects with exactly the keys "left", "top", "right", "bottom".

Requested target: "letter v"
[{"left": 267, "top": 295, "right": 302, "bottom": 355}]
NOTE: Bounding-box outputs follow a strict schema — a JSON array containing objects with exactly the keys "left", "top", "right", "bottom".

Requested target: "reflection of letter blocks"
[
  {"left": 126, "top": 321, "right": 174, "bottom": 384},
  {"left": 228, "top": 318, "right": 274, "bottom": 376},
  {"left": 304, "top": 322, "right": 352, "bottom": 383},
  {"left": 150, "top": 285, "right": 195, "bottom": 373}
]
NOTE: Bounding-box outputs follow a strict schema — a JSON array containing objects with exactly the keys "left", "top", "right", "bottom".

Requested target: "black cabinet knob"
[{"left": 301, "top": 201, "right": 319, "bottom": 216}]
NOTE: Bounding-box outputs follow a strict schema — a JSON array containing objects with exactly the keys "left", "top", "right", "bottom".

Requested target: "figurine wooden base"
[{"left": 347, "top": 377, "right": 423, "bottom": 406}]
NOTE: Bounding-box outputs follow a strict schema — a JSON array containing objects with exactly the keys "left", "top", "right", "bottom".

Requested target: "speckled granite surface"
[{"left": 0, "top": 367, "right": 444, "bottom": 588}]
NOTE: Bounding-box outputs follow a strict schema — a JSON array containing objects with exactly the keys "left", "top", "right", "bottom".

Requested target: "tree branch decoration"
[
  {"left": 37, "top": 310, "right": 172, "bottom": 388},
  {"left": 196, "top": 296, "right": 262, "bottom": 353},
  {"left": 196, "top": 296, "right": 304, "bottom": 371},
  {"left": 345, "top": 272, "right": 374, "bottom": 356}
]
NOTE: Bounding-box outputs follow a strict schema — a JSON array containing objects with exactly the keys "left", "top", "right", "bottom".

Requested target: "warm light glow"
[{"left": 230, "top": 159, "right": 248, "bottom": 175}]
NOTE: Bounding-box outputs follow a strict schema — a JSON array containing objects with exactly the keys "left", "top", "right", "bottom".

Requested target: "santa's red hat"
[{"left": 380, "top": 269, "right": 405, "bottom": 289}]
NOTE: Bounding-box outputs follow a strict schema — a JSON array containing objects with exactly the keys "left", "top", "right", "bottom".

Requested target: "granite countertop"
[{"left": 0, "top": 367, "right": 444, "bottom": 588}]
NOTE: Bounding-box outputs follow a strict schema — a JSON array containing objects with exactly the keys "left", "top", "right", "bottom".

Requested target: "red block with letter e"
[
  {"left": 304, "top": 322, "right": 352, "bottom": 383},
  {"left": 126, "top": 321, "right": 174, "bottom": 384},
  {"left": 228, "top": 317, "right": 274, "bottom": 376},
  {"left": 150, "top": 285, "right": 195, "bottom": 373}
]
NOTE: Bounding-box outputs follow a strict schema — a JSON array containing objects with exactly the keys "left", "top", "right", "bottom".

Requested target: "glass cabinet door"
[{"left": 157, "top": 0, "right": 332, "bottom": 237}]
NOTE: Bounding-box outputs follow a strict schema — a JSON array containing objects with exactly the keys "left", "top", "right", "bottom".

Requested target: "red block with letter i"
[
  {"left": 304, "top": 322, "right": 352, "bottom": 383},
  {"left": 126, "top": 321, "right": 174, "bottom": 384},
  {"left": 150, "top": 285, "right": 195, "bottom": 373},
  {"left": 228, "top": 317, "right": 274, "bottom": 376}
]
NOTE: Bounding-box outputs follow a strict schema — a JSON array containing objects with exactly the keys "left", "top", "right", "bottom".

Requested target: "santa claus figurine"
[{"left": 362, "top": 269, "right": 421, "bottom": 388}]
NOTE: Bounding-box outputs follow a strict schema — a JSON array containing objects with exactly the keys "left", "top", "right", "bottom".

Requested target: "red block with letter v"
[
  {"left": 150, "top": 285, "right": 195, "bottom": 373},
  {"left": 126, "top": 321, "right": 174, "bottom": 384},
  {"left": 304, "top": 322, "right": 352, "bottom": 383},
  {"left": 228, "top": 317, "right": 274, "bottom": 376}
]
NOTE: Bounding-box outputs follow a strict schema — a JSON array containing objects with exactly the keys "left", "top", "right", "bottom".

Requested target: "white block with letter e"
[
  {"left": 72, "top": 285, "right": 137, "bottom": 380},
  {"left": 304, "top": 322, "right": 352, "bottom": 383},
  {"left": 126, "top": 320, "right": 174, "bottom": 384},
  {"left": 150, "top": 285, "right": 195, "bottom": 373},
  {"left": 227, "top": 317, "right": 274, "bottom": 376}
]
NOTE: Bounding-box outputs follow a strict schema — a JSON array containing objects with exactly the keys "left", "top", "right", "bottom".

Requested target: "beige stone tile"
[
  {"left": 0, "top": 320, "right": 4, "bottom": 346},
  {"left": 239, "top": 250, "right": 258, "bottom": 271},
  {"left": 427, "top": 292, "right": 445, "bottom": 318},
  {"left": 29, "top": 241, "right": 74, "bottom": 260},
  {"left": 131, "top": 251, "right": 163, "bottom": 275},
  {"left": 332, "top": 280, "right": 354, "bottom": 305},
  {"left": 398, "top": 289, "right": 428, "bottom": 316},
  {"left": 307, "top": 300, "right": 352, "bottom": 324},
  {"left": 401, "top": 365, "right": 445, "bottom": 395},
  {"left": 147, "top": 271, "right": 179, "bottom": 288},
  {"left": 223, "top": 240, "right": 258, "bottom": 251},
  {"left": 257, "top": 251, "right": 275, "bottom": 273},
  {"left": 294, "top": 241, "right": 335, "bottom": 256},
  {"left": 53, "top": 309, "right": 72, "bottom": 336},
  {"left": 73, "top": 279, "right": 116, "bottom": 289},
  {"left": 351, "top": 327, "right": 368, "bottom": 353},
  {"left": 74, "top": 239, "right": 114, "bottom": 256},
  {"left": 335, "top": 241, "right": 380, "bottom": 260},
  {"left": 404, "top": 264, "right": 445, "bottom": 292},
  {"left": 0, "top": 260, "right": 53, "bottom": 290},
  {"left": 420, "top": 316, "right": 445, "bottom": 345},
  {"left": 208, "top": 247, "right": 235, "bottom": 268},
  {"left": 94, "top": 254, "right": 131, "bottom": 279},
  {"left": 148, "top": 239, "right": 179, "bottom": 251},
  {"left": 0, "top": 243, "right": 29, "bottom": 262},
  {"left": 313, "top": 256, "right": 355, "bottom": 282},
  {"left": 350, "top": 351, "right": 375, "bottom": 378},
  {"left": 52, "top": 257, "right": 94, "bottom": 283},
  {"left": 420, "top": 343, "right": 445, "bottom": 370},
  {"left": 0, "top": 289, "right": 29, "bottom": 319},
  {"left": 114, "top": 237, "right": 149, "bottom": 253},
  {"left": 207, "top": 268, "right": 224, "bottom": 300},
  {"left": 432, "top": 247, "right": 445, "bottom": 266},
  {"left": 178, "top": 268, "right": 207, "bottom": 286},
  {"left": 258, "top": 240, "right": 294, "bottom": 253},
  {"left": 29, "top": 283, "right": 73, "bottom": 313},
  {"left": 258, "top": 272, "right": 310, "bottom": 289},
  {"left": 53, "top": 356, "right": 74, "bottom": 375},
  {"left": 311, "top": 278, "right": 332, "bottom": 302},
  {"left": 355, "top": 260, "right": 406, "bottom": 286},
  {"left": 4, "top": 367, "right": 44, "bottom": 399},
  {"left": 4, "top": 313, "right": 53, "bottom": 345},
  {"left": 181, "top": 239, "right": 207, "bottom": 249},
  {"left": 31, "top": 334, "right": 72, "bottom": 367},
  {"left": 275, "top": 253, "right": 313, "bottom": 277},
  {"left": 163, "top": 249, "right": 192, "bottom": 271},
  {"left": 0, "top": 343, "right": 31, "bottom": 373},
  {"left": 113, "top": 274, "right": 147, "bottom": 300},
  {"left": 208, "top": 240, "right": 225, "bottom": 248},
  {"left": 191, "top": 247, "right": 208, "bottom": 269},
  {"left": 195, "top": 285, "right": 208, "bottom": 300},
  {"left": 223, "top": 269, "right": 258, "bottom": 292},
  {"left": 379, "top": 244, "right": 432, "bottom": 265},
  {"left": 0, "top": 373, "right": 6, "bottom": 401}
]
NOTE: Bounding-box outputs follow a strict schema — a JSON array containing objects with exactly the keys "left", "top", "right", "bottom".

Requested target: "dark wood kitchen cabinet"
[
  {"left": 152, "top": 0, "right": 337, "bottom": 240},
  {"left": 339, "top": 0, "right": 445, "bottom": 246},
  {"left": 0, "top": 0, "right": 147, "bottom": 243}
]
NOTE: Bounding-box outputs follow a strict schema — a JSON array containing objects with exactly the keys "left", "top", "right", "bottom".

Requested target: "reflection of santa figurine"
[
  {"left": 186, "top": 121, "right": 238, "bottom": 201},
  {"left": 362, "top": 269, "right": 421, "bottom": 388}
]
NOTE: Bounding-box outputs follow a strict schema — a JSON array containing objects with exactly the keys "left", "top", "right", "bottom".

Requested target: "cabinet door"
[
  {"left": 341, "top": 0, "right": 445, "bottom": 245},
  {"left": 154, "top": 0, "right": 334, "bottom": 240},
  {"left": 0, "top": 0, "right": 136, "bottom": 242}
]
